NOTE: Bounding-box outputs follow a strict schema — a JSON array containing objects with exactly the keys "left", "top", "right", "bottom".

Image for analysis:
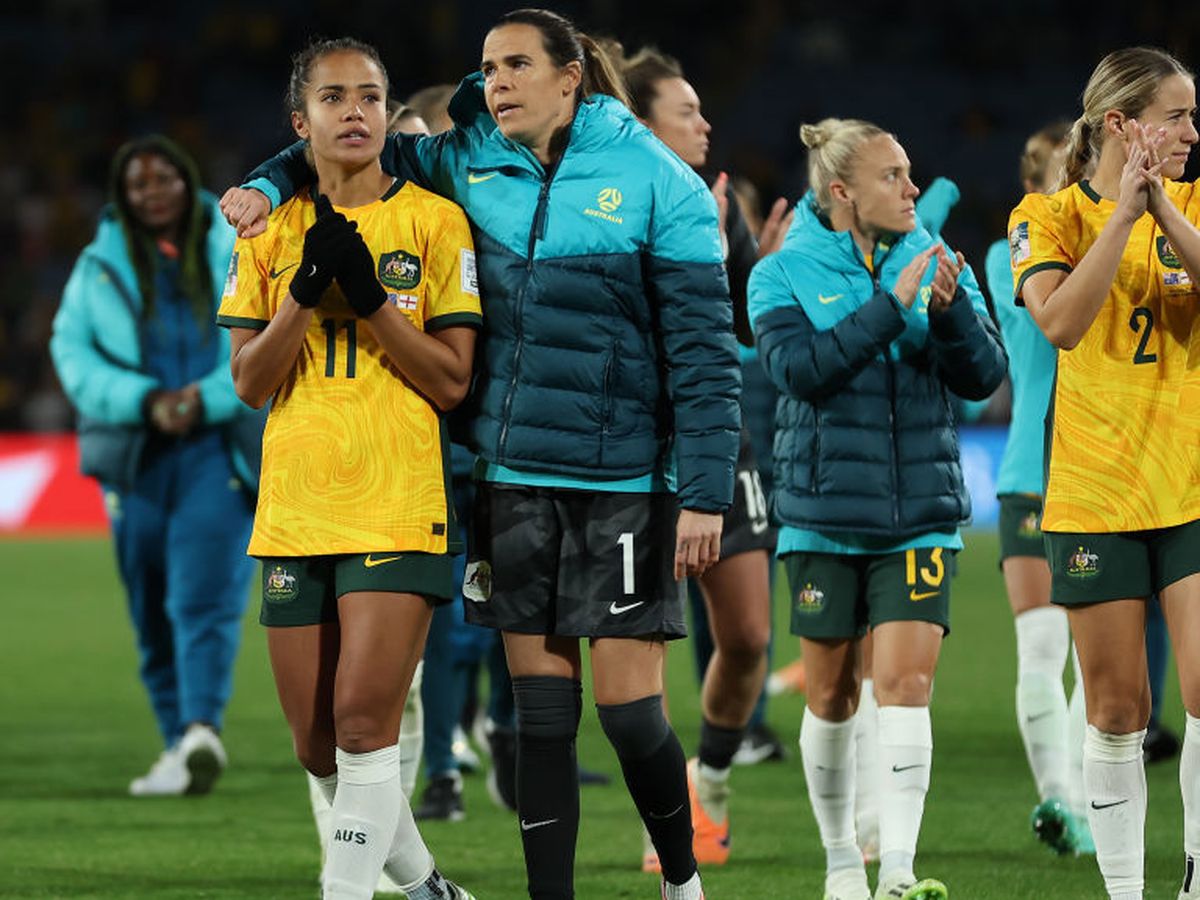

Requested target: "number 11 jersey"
[{"left": 217, "top": 181, "right": 482, "bottom": 557}]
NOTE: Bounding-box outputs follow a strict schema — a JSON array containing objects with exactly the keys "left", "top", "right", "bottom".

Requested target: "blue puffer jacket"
[
  {"left": 50, "top": 193, "right": 265, "bottom": 490},
  {"left": 246, "top": 77, "right": 741, "bottom": 512},
  {"left": 748, "top": 194, "right": 1008, "bottom": 535}
]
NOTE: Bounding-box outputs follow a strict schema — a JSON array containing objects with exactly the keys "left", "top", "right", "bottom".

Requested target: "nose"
[
  {"left": 905, "top": 177, "right": 920, "bottom": 199},
  {"left": 345, "top": 102, "right": 364, "bottom": 120},
  {"left": 1184, "top": 118, "right": 1198, "bottom": 144},
  {"left": 700, "top": 115, "right": 711, "bottom": 135}
]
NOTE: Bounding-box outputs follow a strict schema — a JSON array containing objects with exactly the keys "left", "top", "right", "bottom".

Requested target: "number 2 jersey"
[
  {"left": 1009, "top": 178, "right": 1200, "bottom": 533},
  {"left": 217, "top": 181, "right": 482, "bottom": 557}
]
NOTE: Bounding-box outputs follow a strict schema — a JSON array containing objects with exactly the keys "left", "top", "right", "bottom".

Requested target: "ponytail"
[
  {"left": 577, "top": 32, "right": 631, "bottom": 107},
  {"left": 1056, "top": 117, "right": 1093, "bottom": 191}
]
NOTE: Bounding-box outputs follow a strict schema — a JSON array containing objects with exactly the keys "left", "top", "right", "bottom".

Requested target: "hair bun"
[{"left": 799, "top": 122, "right": 829, "bottom": 149}]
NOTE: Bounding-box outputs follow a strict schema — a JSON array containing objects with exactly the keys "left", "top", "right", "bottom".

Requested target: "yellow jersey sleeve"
[
  {"left": 216, "top": 234, "right": 272, "bottom": 330},
  {"left": 1009, "top": 191, "right": 1075, "bottom": 304},
  {"left": 419, "top": 198, "right": 483, "bottom": 331}
]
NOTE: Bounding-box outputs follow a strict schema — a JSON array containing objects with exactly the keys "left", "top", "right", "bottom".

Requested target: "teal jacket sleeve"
[
  {"left": 195, "top": 209, "right": 247, "bottom": 424},
  {"left": 926, "top": 262, "right": 1008, "bottom": 401},
  {"left": 914, "top": 177, "right": 960, "bottom": 241},
  {"left": 50, "top": 254, "right": 159, "bottom": 424},
  {"left": 244, "top": 134, "right": 434, "bottom": 208},
  {"left": 645, "top": 171, "right": 740, "bottom": 512}
]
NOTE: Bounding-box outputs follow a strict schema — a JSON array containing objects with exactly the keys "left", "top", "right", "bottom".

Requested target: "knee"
[
  {"left": 805, "top": 679, "right": 858, "bottom": 723},
  {"left": 1087, "top": 695, "right": 1150, "bottom": 734},
  {"left": 873, "top": 670, "right": 933, "bottom": 707},
  {"left": 715, "top": 623, "right": 771, "bottom": 666},
  {"left": 513, "top": 675, "right": 581, "bottom": 741},
  {"left": 596, "top": 693, "right": 670, "bottom": 759},
  {"left": 334, "top": 707, "right": 393, "bottom": 754},
  {"left": 294, "top": 730, "right": 336, "bottom": 775}
]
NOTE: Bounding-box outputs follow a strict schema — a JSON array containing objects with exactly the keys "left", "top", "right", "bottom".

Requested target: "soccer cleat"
[
  {"left": 129, "top": 747, "right": 188, "bottom": 796},
  {"left": 178, "top": 723, "right": 227, "bottom": 795},
  {"left": 484, "top": 719, "right": 517, "bottom": 812},
  {"left": 873, "top": 874, "right": 948, "bottom": 900},
  {"left": 824, "top": 866, "right": 871, "bottom": 899},
  {"left": 446, "top": 881, "right": 477, "bottom": 900},
  {"left": 767, "top": 657, "right": 808, "bottom": 696},
  {"left": 414, "top": 773, "right": 465, "bottom": 822},
  {"left": 687, "top": 759, "right": 730, "bottom": 866},
  {"left": 732, "top": 722, "right": 787, "bottom": 765},
  {"left": 1030, "top": 797, "right": 1075, "bottom": 855},
  {"left": 1069, "top": 807, "right": 1094, "bottom": 856},
  {"left": 1145, "top": 722, "right": 1182, "bottom": 764}
]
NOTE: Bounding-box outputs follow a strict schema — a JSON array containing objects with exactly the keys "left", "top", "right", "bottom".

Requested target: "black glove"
[
  {"left": 336, "top": 228, "right": 388, "bottom": 319},
  {"left": 288, "top": 194, "right": 355, "bottom": 307}
]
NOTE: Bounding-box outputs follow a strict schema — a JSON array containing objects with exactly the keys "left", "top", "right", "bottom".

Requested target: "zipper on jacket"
[
  {"left": 499, "top": 163, "right": 560, "bottom": 460},
  {"left": 601, "top": 340, "right": 617, "bottom": 435}
]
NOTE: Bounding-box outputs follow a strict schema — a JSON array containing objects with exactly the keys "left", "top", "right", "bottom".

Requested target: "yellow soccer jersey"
[
  {"left": 217, "top": 181, "right": 482, "bottom": 557},
  {"left": 1009, "top": 179, "right": 1200, "bottom": 533}
]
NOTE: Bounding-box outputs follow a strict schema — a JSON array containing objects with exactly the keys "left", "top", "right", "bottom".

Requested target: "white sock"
[
  {"left": 308, "top": 771, "right": 338, "bottom": 859},
  {"left": 324, "top": 746, "right": 403, "bottom": 900},
  {"left": 399, "top": 660, "right": 425, "bottom": 800},
  {"left": 1068, "top": 646, "right": 1087, "bottom": 818},
  {"left": 662, "top": 869, "right": 703, "bottom": 899},
  {"left": 1180, "top": 714, "right": 1200, "bottom": 894},
  {"left": 1014, "top": 607, "right": 1070, "bottom": 801},
  {"left": 854, "top": 678, "right": 880, "bottom": 851},
  {"left": 800, "top": 707, "right": 863, "bottom": 875},
  {"left": 381, "top": 775, "right": 436, "bottom": 889},
  {"left": 1083, "top": 725, "right": 1146, "bottom": 898},
  {"left": 877, "top": 705, "right": 933, "bottom": 883}
]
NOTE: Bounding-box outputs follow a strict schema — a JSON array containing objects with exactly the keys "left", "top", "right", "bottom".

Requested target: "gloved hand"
[
  {"left": 288, "top": 194, "right": 356, "bottom": 307},
  {"left": 336, "top": 228, "right": 388, "bottom": 319}
]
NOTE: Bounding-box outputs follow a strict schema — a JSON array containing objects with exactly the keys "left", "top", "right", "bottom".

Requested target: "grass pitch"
[{"left": 0, "top": 533, "right": 1185, "bottom": 898}]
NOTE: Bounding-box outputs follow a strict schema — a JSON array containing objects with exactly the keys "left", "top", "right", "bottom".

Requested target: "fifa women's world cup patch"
[
  {"left": 378, "top": 250, "right": 422, "bottom": 290},
  {"left": 223, "top": 251, "right": 239, "bottom": 297},
  {"left": 1009, "top": 222, "right": 1031, "bottom": 266}
]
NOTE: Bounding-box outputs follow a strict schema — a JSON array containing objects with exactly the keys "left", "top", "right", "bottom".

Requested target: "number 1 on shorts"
[{"left": 617, "top": 531, "right": 635, "bottom": 595}]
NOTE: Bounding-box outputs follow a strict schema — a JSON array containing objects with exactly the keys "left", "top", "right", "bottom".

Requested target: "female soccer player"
[
  {"left": 217, "top": 38, "right": 479, "bottom": 900},
  {"left": 221, "top": 11, "right": 741, "bottom": 900},
  {"left": 50, "top": 135, "right": 263, "bottom": 797},
  {"left": 749, "top": 118, "right": 1007, "bottom": 900},
  {"left": 1009, "top": 46, "right": 1200, "bottom": 900},
  {"left": 985, "top": 122, "right": 1095, "bottom": 855},
  {"left": 619, "top": 43, "right": 779, "bottom": 870}
]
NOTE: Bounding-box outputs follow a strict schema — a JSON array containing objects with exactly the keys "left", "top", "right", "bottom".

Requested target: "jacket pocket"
[
  {"left": 601, "top": 340, "right": 618, "bottom": 434},
  {"left": 77, "top": 417, "right": 147, "bottom": 491}
]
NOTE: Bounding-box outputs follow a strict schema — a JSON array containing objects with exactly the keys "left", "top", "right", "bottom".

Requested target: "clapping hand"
[{"left": 929, "top": 246, "right": 965, "bottom": 314}]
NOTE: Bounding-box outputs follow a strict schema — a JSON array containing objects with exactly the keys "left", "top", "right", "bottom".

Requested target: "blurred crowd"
[{"left": 6, "top": 0, "right": 1200, "bottom": 431}]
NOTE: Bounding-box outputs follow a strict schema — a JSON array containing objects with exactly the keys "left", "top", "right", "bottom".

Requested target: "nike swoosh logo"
[
  {"left": 1091, "top": 799, "right": 1128, "bottom": 810},
  {"left": 647, "top": 803, "right": 684, "bottom": 820},
  {"left": 468, "top": 172, "right": 499, "bottom": 184},
  {"left": 520, "top": 818, "right": 559, "bottom": 831},
  {"left": 270, "top": 262, "right": 299, "bottom": 280},
  {"left": 364, "top": 554, "right": 403, "bottom": 568},
  {"left": 609, "top": 600, "right": 644, "bottom": 615},
  {"left": 892, "top": 763, "right": 925, "bottom": 773},
  {"left": 818, "top": 293, "right": 844, "bottom": 304},
  {"left": 909, "top": 590, "right": 939, "bottom": 601},
  {"left": 1026, "top": 710, "right": 1054, "bottom": 723}
]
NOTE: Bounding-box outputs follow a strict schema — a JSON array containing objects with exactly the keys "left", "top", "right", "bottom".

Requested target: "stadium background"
[{"left": 0, "top": 2, "right": 1191, "bottom": 897}]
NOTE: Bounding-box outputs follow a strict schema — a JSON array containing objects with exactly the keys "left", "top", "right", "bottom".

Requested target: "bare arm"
[
  {"left": 1022, "top": 144, "right": 1152, "bottom": 349},
  {"left": 228, "top": 298, "right": 314, "bottom": 409},
  {"left": 360, "top": 308, "right": 476, "bottom": 411}
]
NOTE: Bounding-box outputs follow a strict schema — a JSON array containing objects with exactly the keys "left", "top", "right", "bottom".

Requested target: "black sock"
[
  {"left": 598, "top": 695, "right": 697, "bottom": 886},
  {"left": 513, "top": 676, "right": 582, "bottom": 900},
  {"left": 698, "top": 717, "right": 745, "bottom": 771}
]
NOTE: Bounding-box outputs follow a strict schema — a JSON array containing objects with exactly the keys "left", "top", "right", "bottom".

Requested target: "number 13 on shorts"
[{"left": 905, "top": 547, "right": 945, "bottom": 602}]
